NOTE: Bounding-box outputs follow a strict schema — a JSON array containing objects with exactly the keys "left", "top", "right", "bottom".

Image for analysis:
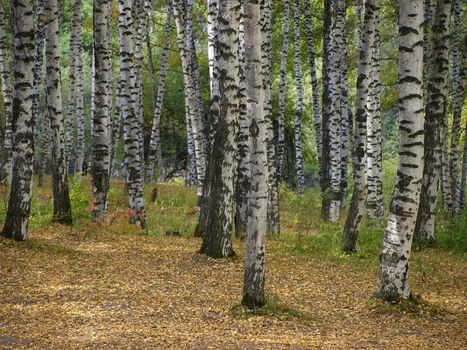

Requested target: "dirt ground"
[{"left": 0, "top": 218, "right": 465, "bottom": 350}]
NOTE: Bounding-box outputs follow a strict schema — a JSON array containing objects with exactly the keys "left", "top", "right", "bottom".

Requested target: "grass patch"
[
  {"left": 368, "top": 294, "right": 447, "bottom": 318},
  {"left": 231, "top": 295, "right": 304, "bottom": 320}
]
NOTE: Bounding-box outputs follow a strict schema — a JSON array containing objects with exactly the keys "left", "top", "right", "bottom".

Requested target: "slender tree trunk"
[
  {"left": 343, "top": 0, "right": 379, "bottom": 253},
  {"left": 440, "top": 120, "right": 452, "bottom": 210},
  {"left": 415, "top": 0, "right": 451, "bottom": 242},
  {"left": 45, "top": 0, "right": 73, "bottom": 225},
  {"left": 423, "top": 0, "right": 433, "bottom": 84},
  {"left": 1, "top": 0, "right": 35, "bottom": 240},
  {"left": 65, "top": 0, "right": 82, "bottom": 173},
  {"left": 449, "top": 0, "right": 462, "bottom": 214},
  {"left": 199, "top": 0, "right": 240, "bottom": 258},
  {"left": 92, "top": 0, "right": 113, "bottom": 219},
  {"left": 377, "top": 0, "right": 425, "bottom": 302},
  {"left": 235, "top": 6, "right": 249, "bottom": 237},
  {"left": 242, "top": 0, "right": 268, "bottom": 309},
  {"left": 173, "top": 0, "right": 206, "bottom": 197},
  {"left": 0, "top": 4, "right": 13, "bottom": 184},
  {"left": 336, "top": 0, "right": 351, "bottom": 208},
  {"left": 293, "top": 0, "right": 304, "bottom": 190},
  {"left": 276, "top": 0, "right": 290, "bottom": 181},
  {"left": 321, "top": 0, "right": 334, "bottom": 220},
  {"left": 366, "top": 1, "right": 384, "bottom": 219},
  {"left": 328, "top": 0, "right": 343, "bottom": 222},
  {"left": 146, "top": 4, "right": 172, "bottom": 183},
  {"left": 206, "top": 0, "right": 219, "bottom": 147},
  {"left": 304, "top": 0, "right": 322, "bottom": 178},
  {"left": 119, "top": 0, "right": 147, "bottom": 228},
  {"left": 33, "top": 0, "right": 47, "bottom": 186},
  {"left": 264, "top": 0, "right": 280, "bottom": 235},
  {"left": 457, "top": 35, "right": 467, "bottom": 210},
  {"left": 74, "top": 8, "right": 85, "bottom": 176}
]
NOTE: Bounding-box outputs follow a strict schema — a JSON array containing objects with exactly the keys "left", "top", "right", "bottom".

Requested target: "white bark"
[{"left": 377, "top": 0, "right": 424, "bottom": 301}]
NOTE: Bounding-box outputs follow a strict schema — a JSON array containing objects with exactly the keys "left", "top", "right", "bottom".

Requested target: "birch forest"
[{"left": 0, "top": 0, "right": 466, "bottom": 348}]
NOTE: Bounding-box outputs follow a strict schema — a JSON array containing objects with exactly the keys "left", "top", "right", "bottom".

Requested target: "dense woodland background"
[{"left": 0, "top": 0, "right": 466, "bottom": 348}]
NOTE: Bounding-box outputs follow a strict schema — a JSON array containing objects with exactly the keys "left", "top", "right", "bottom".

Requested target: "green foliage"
[
  {"left": 69, "top": 177, "right": 91, "bottom": 220},
  {"left": 231, "top": 295, "right": 304, "bottom": 320}
]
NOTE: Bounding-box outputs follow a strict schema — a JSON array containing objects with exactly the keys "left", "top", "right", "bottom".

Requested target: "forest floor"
[{"left": 0, "top": 177, "right": 466, "bottom": 349}]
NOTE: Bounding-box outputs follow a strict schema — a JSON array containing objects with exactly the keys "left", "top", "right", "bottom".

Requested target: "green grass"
[{"left": 231, "top": 295, "right": 304, "bottom": 320}]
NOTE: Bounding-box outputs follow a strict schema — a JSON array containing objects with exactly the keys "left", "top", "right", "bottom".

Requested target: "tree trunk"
[
  {"left": 461, "top": 116, "right": 467, "bottom": 210},
  {"left": 415, "top": 0, "right": 451, "bottom": 243},
  {"left": 206, "top": 0, "right": 219, "bottom": 145},
  {"left": 1, "top": 0, "right": 35, "bottom": 240},
  {"left": 336, "top": 0, "right": 352, "bottom": 208},
  {"left": 74, "top": 6, "right": 85, "bottom": 176},
  {"left": 65, "top": 0, "right": 82, "bottom": 173},
  {"left": 33, "top": 0, "right": 47, "bottom": 186},
  {"left": 264, "top": 0, "right": 280, "bottom": 235},
  {"left": 118, "top": 0, "right": 147, "bottom": 228},
  {"left": 304, "top": 0, "right": 322, "bottom": 179},
  {"left": 173, "top": 0, "right": 206, "bottom": 197},
  {"left": 276, "top": 0, "right": 290, "bottom": 181},
  {"left": 0, "top": 4, "right": 13, "bottom": 184},
  {"left": 449, "top": 0, "right": 463, "bottom": 214},
  {"left": 92, "top": 0, "right": 113, "bottom": 219},
  {"left": 293, "top": 0, "right": 305, "bottom": 190},
  {"left": 242, "top": 0, "right": 269, "bottom": 309},
  {"left": 235, "top": 7, "right": 249, "bottom": 237},
  {"left": 146, "top": 4, "right": 172, "bottom": 183},
  {"left": 377, "top": 0, "right": 424, "bottom": 302},
  {"left": 199, "top": 0, "right": 240, "bottom": 258},
  {"left": 343, "top": 0, "right": 379, "bottom": 253},
  {"left": 45, "top": 0, "right": 73, "bottom": 225},
  {"left": 328, "top": 0, "right": 343, "bottom": 221},
  {"left": 365, "top": 1, "right": 384, "bottom": 219}
]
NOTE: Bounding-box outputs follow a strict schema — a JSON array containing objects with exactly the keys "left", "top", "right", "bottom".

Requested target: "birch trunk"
[
  {"left": 199, "top": 0, "right": 240, "bottom": 258},
  {"left": 173, "top": 0, "right": 206, "bottom": 196},
  {"left": 242, "top": 0, "right": 268, "bottom": 309},
  {"left": 33, "top": 0, "right": 47, "bottom": 186},
  {"left": 461, "top": 115, "right": 467, "bottom": 210},
  {"left": 74, "top": 7, "right": 85, "bottom": 176},
  {"left": 366, "top": 2, "right": 384, "bottom": 219},
  {"left": 92, "top": 0, "right": 113, "bottom": 219},
  {"left": 328, "top": 0, "right": 343, "bottom": 221},
  {"left": 416, "top": 0, "right": 451, "bottom": 243},
  {"left": 65, "top": 0, "right": 82, "bottom": 172},
  {"left": 0, "top": 4, "right": 13, "bottom": 184},
  {"left": 235, "top": 6, "right": 249, "bottom": 236},
  {"left": 146, "top": 4, "right": 172, "bottom": 182},
  {"left": 1, "top": 0, "right": 35, "bottom": 240},
  {"left": 264, "top": 0, "right": 280, "bottom": 235},
  {"left": 304, "top": 0, "right": 322, "bottom": 178},
  {"left": 45, "top": 0, "right": 73, "bottom": 224},
  {"left": 449, "top": 0, "right": 464, "bottom": 214},
  {"left": 119, "top": 0, "right": 147, "bottom": 228},
  {"left": 457, "top": 35, "right": 467, "bottom": 210},
  {"left": 377, "top": 0, "right": 425, "bottom": 301},
  {"left": 321, "top": 0, "right": 334, "bottom": 220},
  {"left": 293, "top": 0, "right": 304, "bottom": 190},
  {"left": 343, "top": 0, "right": 379, "bottom": 253},
  {"left": 206, "top": 0, "right": 219, "bottom": 146},
  {"left": 336, "top": 0, "right": 351, "bottom": 208},
  {"left": 276, "top": 0, "right": 290, "bottom": 181}
]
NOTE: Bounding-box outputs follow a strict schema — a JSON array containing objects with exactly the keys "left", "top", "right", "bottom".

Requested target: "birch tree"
[
  {"left": 45, "top": 0, "right": 73, "bottom": 224},
  {"left": 173, "top": 0, "right": 206, "bottom": 196},
  {"left": 276, "top": 0, "right": 290, "bottom": 180},
  {"left": 92, "top": 0, "right": 113, "bottom": 218},
  {"left": 304, "top": 0, "right": 322, "bottom": 176},
  {"left": 242, "top": 0, "right": 269, "bottom": 308},
  {"left": 377, "top": 0, "right": 424, "bottom": 301},
  {"left": 146, "top": 4, "right": 173, "bottom": 182},
  {"left": 74, "top": 6, "right": 85, "bottom": 176},
  {"left": 366, "top": 0, "right": 383, "bottom": 219},
  {"left": 119, "top": 0, "right": 147, "bottom": 228},
  {"left": 1, "top": 0, "right": 35, "bottom": 240},
  {"left": 293, "top": 0, "right": 304, "bottom": 190},
  {"left": 199, "top": 0, "right": 240, "bottom": 258},
  {"left": 449, "top": 0, "right": 464, "bottom": 214},
  {"left": 65, "top": 0, "right": 82, "bottom": 170},
  {"left": 0, "top": 4, "right": 13, "bottom": 184},
  {"left": 343, "top": 0, "right": 379, "bottom": 253},
  {"left": 415, "top": 0, "right": 451, "bottom": 242}
]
